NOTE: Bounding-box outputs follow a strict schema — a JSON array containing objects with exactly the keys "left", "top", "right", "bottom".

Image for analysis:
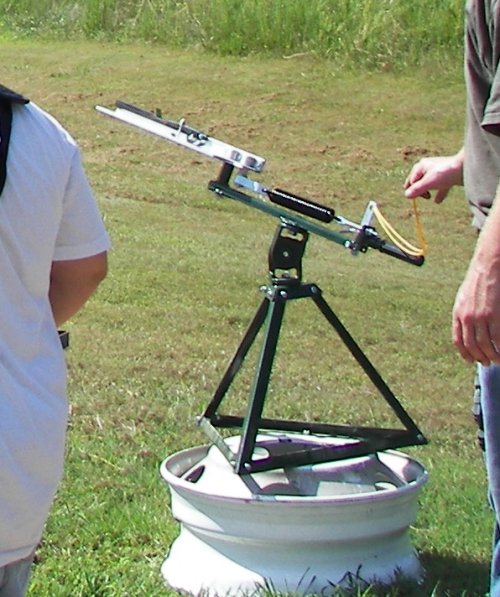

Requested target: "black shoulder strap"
[
  {"left": 0, "top": 101, "right": 13, "bottom": 195},
  {"left": 0, "top": 85, "right": 29, "bottom": 195},
  {"left": 0, "top": 84, "right": 29, "bottom": 105}
]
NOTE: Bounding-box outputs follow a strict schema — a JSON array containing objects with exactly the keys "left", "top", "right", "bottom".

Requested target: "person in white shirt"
[{"left": 0, "top": 84, "right": 110, "bottom": 596}]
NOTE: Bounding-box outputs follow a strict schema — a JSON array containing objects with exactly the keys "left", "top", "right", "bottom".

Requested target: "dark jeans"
[{"left": 0, "top": 551, "right": 34, "bottom": 597}]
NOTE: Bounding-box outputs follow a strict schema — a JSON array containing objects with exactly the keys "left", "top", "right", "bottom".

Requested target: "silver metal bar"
[{"left": 96, "top": 104, "right": 266, "bottom": 173}]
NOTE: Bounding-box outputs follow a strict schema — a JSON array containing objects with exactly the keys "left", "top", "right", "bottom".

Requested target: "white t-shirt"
[{"left": 0, "top": 101, "right": 110, "bottom": 566}]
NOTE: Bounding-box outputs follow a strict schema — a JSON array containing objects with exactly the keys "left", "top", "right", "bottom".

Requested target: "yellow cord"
[
  {"left": 411, "top": 197, "right": 428, "bottom": 256},
  {"left": 371, "top": 200, "right": 427, "bottom": 257}
]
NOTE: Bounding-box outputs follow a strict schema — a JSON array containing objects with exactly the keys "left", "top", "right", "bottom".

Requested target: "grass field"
[
  {"left": 0, "top": 38, "right": 492, "bottom": 596},
  {"left": 0, "top": 0, "right": 464, "bottom": 68}
]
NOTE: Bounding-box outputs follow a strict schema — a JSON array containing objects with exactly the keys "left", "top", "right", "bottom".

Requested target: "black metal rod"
[
  {"left": 202, "top": 299, "right": 269, "bottom": 419},
  {"left": 242, "top": 440, "right": 384, "bottom": 474},
  {"left": 235, "top": 298, "right": 287, "bottom": 473},
  {"left": 312, "top": 291, "right": 426, "bottom": 442},
  {"left": 206, "top": 413, "right": 415, "bottom": 441}
]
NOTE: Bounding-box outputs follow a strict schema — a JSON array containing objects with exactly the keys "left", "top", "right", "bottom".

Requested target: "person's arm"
[
  {"left": 49, "top": 251, "right": 108, "bottom": 327},
  {"left": 404, "top": 148, "right": 465, "bottom": 203},
  {"left": 452, "top": 185, "right": 500, "bottom": 365}
]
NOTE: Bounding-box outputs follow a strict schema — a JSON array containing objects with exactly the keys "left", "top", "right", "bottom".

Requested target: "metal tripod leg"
[
  {"left": 312, "top": 290, "right": 425, "bottom": 440},
  {"left": 235, "top": 296, "right": 286, "bottom": 473},
  {"left": 198, "top": 287, "right": 290, "bottom": 473},
  {"left": 202, "top": 298, "right": 269, "bottom": 419}
]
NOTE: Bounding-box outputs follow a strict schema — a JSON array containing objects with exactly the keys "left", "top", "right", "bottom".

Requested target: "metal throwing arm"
[
  {"left": 96, "top": 101, "right": 424, "bottom": 268},
  {"left": 96, "top": 101, "right": 266, "bottom": 172}
]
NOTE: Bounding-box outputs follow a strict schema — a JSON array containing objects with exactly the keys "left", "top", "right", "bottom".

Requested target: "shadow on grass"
[{"left": 420, "top": 551, "right": 490, "bottom": 596}]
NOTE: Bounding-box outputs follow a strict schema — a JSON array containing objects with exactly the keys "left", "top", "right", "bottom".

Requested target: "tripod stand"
[
  {"left": 96, "top": 101, "right": 428, "bottom": 476},
  {"left": 198, "top": 219, "right": 427, "bottom": 475}
]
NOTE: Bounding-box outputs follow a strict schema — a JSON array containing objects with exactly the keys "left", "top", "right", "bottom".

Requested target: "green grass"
[
  {"left": 0, "top": 39, "right": 491, "bottom": 595},
  {"left": 0, "top": 0, "right": 464, "bottom": 68}
]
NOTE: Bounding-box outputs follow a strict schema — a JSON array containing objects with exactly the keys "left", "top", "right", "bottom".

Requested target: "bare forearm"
[
  {"left": 50, "top": 281, "right": 100, "bottom": 327},
  {"left": 452, "top": 181, "right": 500, "bottom": 364},
  {"left": 49, "top": 252, "right": 108, "bottom": 327},
  {"left": 473, "top": 187, "right": 500, "bottom": 266}
]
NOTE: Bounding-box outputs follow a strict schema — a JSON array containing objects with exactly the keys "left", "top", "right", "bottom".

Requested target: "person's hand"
[
  {"left": 404, "top": 151, "right": 464, "bottom": 203},
  {"left": 452, "top": 254, "right": 500, "bottom": 365},
  {"left": 451, "top": 175, "right": 500, "bottom": 365}
]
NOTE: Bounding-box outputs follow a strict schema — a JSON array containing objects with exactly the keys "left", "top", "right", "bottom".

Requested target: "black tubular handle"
[
  {"left": 354, "top": 227, "right": 424, "bottom": 266},
  {"left": 266, "top": 188, "right": 335, "bottom": 223},
  {"left": 378, "top": 241, "right": 425, "bottom": 266}
]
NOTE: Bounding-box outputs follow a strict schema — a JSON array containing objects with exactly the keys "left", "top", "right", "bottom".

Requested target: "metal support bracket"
[{"left": 198, "top": 222, "right": 427, "bottom": 475}]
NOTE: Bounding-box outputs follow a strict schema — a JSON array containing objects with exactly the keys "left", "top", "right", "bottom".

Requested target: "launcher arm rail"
[
  {"left": 96, "top": 101, "right": 424, "bottom": 267},
  {"left": 96, "top": 101, "right": 266, "bottom": 173}
]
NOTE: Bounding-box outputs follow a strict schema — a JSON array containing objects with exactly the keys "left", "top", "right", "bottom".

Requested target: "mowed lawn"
[{"left": 0, "top": 39, "right": 491, "bottom": 596}]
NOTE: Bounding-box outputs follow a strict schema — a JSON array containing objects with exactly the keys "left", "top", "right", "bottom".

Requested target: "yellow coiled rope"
[{"left": 371, "top": 199, "right": 427, "bottom": 257}]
